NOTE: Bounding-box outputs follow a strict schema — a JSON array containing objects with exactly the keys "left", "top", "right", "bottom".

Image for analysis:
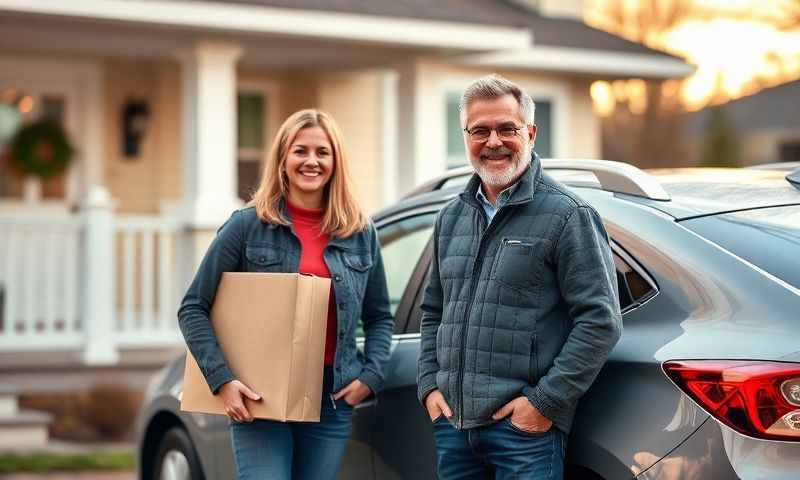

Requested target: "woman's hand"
[
  {"left": 333, "top": 379, "right": 372, "bottom": 407},
  {"left": 218, "top": 380, "right": 262, "bottom": 422}
]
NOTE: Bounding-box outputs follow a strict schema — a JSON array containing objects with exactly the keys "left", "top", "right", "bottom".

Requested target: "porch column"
[
  {"left": 81, "top": 186, "right": 118, "bottom": 365},
  {"left": 178, "top": 41, "right": 244, "bottom": 230},
  {"left": 176, "top": 42, "right": 244, "bottom": 285},
  {"left": 81, "top": 63, "right": 106, "bottom": 204},
  {"left": 379, "top": 70, "right": 399, "bottom": 208}
]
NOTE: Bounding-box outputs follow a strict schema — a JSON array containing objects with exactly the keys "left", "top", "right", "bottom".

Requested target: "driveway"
[{"left": 0, "top": 472, "right": 134, "bottom": 480}]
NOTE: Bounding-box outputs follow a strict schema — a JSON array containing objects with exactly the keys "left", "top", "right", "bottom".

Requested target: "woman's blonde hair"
[{"left": 250, "top": 109, "right": 367, "bottom": 237}]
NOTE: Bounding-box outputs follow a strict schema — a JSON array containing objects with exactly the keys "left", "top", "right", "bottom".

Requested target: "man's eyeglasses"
[{"left": 463, "top": 125, "right": 524, "bottom": 142}]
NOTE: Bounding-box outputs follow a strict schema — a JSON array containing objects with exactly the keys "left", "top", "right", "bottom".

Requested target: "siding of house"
[
  {"left": 104, "top": 59, "right": 183, "bottom": 214},
  {"left": 568, "top": 78, "right": 600, "bottom": 158},
  {"left": 318, "top": 71, "right": 385, "bottom": 213},
  {"left": 278, "top": 71, "right": 320, "bottom": 120}
]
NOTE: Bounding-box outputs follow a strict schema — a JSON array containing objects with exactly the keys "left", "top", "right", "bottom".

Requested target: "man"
[{"left": 417, "top": 74, "right": 622, "bottom": 479}]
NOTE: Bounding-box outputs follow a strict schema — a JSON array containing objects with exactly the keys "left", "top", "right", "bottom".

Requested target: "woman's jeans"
[{"left": 230, "top": 367, "right": 354, "bottom": 480}]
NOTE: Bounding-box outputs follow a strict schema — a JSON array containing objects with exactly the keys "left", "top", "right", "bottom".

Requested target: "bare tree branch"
[
  {"left": 777, "top": 0, "right": 800, "bottom": 30},
  {"left": 588, "top": 0, "right": 695, "bottom": 46}
]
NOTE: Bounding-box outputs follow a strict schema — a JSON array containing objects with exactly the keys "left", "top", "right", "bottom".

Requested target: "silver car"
[{"left": 136, "top": 161, "right": 800, "bottom": 479}]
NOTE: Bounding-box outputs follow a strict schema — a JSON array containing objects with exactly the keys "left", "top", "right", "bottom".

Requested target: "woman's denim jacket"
[{"left": 177, "top": 205, "right": 395, "bottom": 396}]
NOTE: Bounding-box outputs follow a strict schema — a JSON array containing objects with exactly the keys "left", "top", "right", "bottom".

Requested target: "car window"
[
  {"left": 378, "top": 214, "right": 436, "bottom": 317},
  {"left": 353, "top": 213, "right": 436, "bottom": 339},
  {"left": 681, "top": 205, "right": 800, "bottom": 290},
  {"left": 613, "top": 249, "right": 657, "bottom": 314}
]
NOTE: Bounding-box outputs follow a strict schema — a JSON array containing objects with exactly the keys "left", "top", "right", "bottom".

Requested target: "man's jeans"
[
  {"left": 433, "top": 415, "right": 567, "bottom": 480},
  {"left": 229, "top": 368, "right": 353, "bottom": 480}
]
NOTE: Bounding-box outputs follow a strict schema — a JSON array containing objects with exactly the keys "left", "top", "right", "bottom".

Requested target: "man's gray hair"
[{"left": 459, "top": 74, "right": 536, "bottom": 128}]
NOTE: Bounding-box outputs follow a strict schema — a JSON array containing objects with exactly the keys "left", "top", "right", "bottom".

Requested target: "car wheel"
[{"left": 154, "top": 427, "right": 205, "bottom": 480}]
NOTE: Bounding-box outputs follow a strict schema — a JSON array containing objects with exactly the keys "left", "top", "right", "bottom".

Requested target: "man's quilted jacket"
[{"left": 417, "top": 155, "right": 622, "bottom": 433}]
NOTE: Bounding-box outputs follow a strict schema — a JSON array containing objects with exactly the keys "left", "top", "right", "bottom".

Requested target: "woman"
[{"left": 178, "top": 109, "right": 394, "bottom": 479}]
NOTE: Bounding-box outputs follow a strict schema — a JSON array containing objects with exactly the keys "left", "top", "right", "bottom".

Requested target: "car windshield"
[{"left": 681, "top": 205, "right": 800, "bottom": 290}]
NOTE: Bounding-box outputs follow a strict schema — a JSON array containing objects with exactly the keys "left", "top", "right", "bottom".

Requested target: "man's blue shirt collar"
[{"left": 475, "top": 181, "right": 520, "bottom": 223}]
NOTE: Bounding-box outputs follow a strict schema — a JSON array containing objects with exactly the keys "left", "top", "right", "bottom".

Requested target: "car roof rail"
[
  {"left": 541, "top": 159, "right": 671, "bottom": 201},
  {"left": 405, "top": 159, "right": 671, "bottom": 201}
]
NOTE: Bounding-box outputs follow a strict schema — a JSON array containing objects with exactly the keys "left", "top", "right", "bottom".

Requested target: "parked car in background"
[{"left": 137, "top": 159, "right": 800, "bottom": 480}]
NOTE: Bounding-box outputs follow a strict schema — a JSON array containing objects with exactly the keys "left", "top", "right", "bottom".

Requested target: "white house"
[{"left": 0, "top": 0, "right": 692, "bottom": 376}]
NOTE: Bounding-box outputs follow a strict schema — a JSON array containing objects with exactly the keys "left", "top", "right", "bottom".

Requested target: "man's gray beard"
[{"left": 470, "top": 144, "right": 532, "bottom": 189}]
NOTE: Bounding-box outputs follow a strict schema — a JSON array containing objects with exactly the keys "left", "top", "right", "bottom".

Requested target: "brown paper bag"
[{"left": 180, "top": 272, "right": 331, "bottom": 422}]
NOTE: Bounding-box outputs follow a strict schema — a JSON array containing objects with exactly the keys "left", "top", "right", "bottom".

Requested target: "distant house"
[
  {"left": 0, "top": 0, "right": 691, "bottom": 373},
  {"left": 685, "top": 78, "right": 800, "bottom": 166}
]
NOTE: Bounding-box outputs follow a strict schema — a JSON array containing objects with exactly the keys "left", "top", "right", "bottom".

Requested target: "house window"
[
  {"left": 237, "top": 92, "right": 266, "bottom": 202},
  {"left": 445, "top": 92, "right": 553, "bottom": 169},
  {"left": 533, "top": 100, "right": 552, "bottom": 158},
  {"left": 446, "top": 92, "right": 467, "bottom": 168}
]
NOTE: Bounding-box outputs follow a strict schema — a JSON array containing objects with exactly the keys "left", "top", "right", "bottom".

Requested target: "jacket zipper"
[{"left": 456, "top": 205, "right": 508, "bottom": 429}]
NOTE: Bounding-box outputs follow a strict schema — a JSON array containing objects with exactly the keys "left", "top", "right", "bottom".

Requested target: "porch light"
[
  {"left": 121, "top": 98, "right": 150, "bottom": 158},
  {"left": 18, "top": 96, "right": 34, "bottom": 114}
]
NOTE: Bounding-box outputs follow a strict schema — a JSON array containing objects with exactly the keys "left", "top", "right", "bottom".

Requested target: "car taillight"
[{"left": 663, "top": 360, "right": 800, "bottom": 441}]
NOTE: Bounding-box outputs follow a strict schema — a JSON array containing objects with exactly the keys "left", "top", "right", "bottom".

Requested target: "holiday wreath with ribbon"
[{"left": 8, "top": 119, "right": 74, "bottom": 179}]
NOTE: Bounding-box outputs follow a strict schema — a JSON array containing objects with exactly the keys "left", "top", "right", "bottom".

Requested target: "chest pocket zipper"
[
  {"left": 504, "top": 239, "right": 532, "bottom": 248},
  {"left": 492, "top": 238, "right": 534, "bottom": 290}
]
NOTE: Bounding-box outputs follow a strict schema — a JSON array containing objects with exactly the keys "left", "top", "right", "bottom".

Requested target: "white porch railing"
[
  {"left": 0, "top": 215, "right": 83, "bottom": 350},
  {"left": 0, "top": 193, "right": 185, "bottom": 363},
  {"left": 113, "top": 215, "right": 183, "bottom": 348}
]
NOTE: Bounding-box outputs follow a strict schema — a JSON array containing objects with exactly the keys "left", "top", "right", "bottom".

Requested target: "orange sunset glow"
[{"left": 586, "top": 0, "right": 800, "bottom": 113}]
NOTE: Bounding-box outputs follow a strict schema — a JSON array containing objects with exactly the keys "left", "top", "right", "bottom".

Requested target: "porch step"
[
  {"left": 0, "top": 346, "right": 183, "bottom": 393},
  {"left": 0, "top": 385, "right": 52, "bottom": 449}
]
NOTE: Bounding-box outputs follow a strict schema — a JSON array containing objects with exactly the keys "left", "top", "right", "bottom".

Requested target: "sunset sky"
[{"left": 585, "top": 0, "right": 800, "bottom": 111}]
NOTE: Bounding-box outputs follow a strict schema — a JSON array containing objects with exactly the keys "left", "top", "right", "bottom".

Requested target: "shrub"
[
  {"left": 19, "top": 383, "right": 143, "bottom": 441},
  {"left": 78, "top": 383, "right": 142, "bottom": 439}
]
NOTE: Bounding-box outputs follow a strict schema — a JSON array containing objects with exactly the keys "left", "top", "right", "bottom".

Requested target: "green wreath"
[{"left": 9, "top": 119, "right": 74, "bottom": 179}]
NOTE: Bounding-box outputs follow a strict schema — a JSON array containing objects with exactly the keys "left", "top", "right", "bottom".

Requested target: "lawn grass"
[{"left": 0, "top": 450, "right": 135, "bottom": 473}]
